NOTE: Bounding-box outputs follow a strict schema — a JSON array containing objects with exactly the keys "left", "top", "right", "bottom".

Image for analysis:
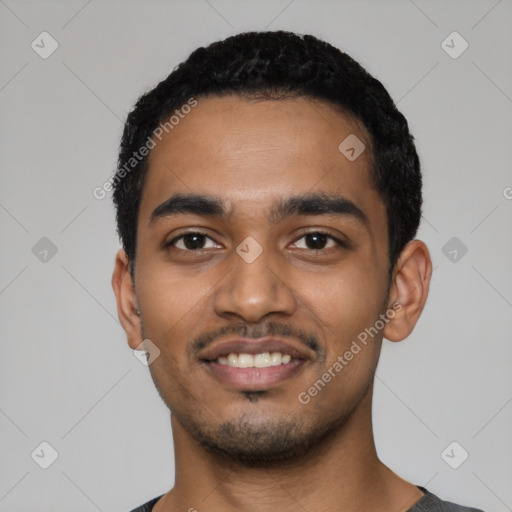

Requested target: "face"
[{"left": 126, "top": 95, "right": 394, "bottom": 465}]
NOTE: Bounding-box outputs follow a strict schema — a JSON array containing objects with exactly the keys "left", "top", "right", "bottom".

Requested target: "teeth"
[
  {"left": 216, "top": 352, "right": 292, "bottom": 368},
  {"left": 254, "top": 352, "right": 271, "bottom": 368},
  {"left": 238, "top": 353, "right": 253, "bottom": 368}
]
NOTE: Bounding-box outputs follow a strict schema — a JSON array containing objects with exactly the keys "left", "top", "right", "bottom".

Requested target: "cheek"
[
  {"left": 136, "top": 260, "right": 220, "bottom": 340},
  {"left": 292, "top": 263, "right": 386, "bottom": 401},
  {"left": 296, "top": 263, "right": 385, "bottom": 339},
  {"left": 297, "top": 272, "right": 383, "bottom": 412},
  {"left": 136, "top": 261, "right": 228, "bottom": 400}
]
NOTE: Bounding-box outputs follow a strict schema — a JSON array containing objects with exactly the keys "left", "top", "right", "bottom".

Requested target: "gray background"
[{"left": 1, "top": 0, "right": 511, "bottom": 511}]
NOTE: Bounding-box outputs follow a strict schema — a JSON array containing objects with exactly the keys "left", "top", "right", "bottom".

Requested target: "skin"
[{"left": 112, "top": 95, "right": 432, "bottom": 512}]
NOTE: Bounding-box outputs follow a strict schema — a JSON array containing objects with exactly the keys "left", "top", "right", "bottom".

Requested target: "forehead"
[{"left": 139, "top": 95, "right": 384, "bottom": 229}]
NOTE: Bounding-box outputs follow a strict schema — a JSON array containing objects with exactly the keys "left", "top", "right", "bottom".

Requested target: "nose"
[{"left": 213, "top": 242, "right": 297, "bottom": 323}]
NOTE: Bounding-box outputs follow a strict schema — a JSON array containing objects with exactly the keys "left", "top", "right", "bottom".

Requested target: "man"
[{"left": 111, "top": 31, "right": 484, "bottom": 512}]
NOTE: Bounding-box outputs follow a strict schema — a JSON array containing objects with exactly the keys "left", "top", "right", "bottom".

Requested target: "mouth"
[{"left": 198, "top": 338, "right": 313, "bottom": 391}]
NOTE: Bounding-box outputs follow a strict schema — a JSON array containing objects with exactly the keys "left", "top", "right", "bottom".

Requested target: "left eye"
[{"left": 292, "top": 232, "right": 342, "bottom": 250}]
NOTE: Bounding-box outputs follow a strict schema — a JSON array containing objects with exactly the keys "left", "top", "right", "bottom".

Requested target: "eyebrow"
[{"left": 150, "top": 192, "right": 368, "bottom": 227}]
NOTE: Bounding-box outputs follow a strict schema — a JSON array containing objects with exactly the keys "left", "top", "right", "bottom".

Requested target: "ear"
[
  {"left": 111, "top": 249, "right": 142, "bottom": 350},
  {"left": 383, "top": 240, "right": 432, "bottom": 342}
]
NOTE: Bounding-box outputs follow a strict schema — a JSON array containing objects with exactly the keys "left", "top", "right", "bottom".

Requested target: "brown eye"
[
  {"left": 292, "top": 232, "right": 343, "bottom": 250},
  {"left": 166, "top": 232, "right": 220, "bottom": 251}
]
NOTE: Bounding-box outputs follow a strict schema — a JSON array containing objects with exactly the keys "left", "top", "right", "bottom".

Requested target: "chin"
[{"left": 175, "top": 409, "right": 349, "bottom": 468}]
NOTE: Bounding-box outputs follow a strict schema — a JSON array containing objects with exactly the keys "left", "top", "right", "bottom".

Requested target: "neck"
[{"left": 156, "top": 385, "right": 422, "bottom": 512}]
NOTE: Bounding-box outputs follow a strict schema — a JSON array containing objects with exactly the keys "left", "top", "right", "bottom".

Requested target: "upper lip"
[{"left": 198, "top": 337, "right": 314, "bottom": 361}]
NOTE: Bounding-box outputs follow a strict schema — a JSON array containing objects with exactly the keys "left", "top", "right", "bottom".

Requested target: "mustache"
[{"left": 190, "top": 320, "right": 320, "bottom": 355}]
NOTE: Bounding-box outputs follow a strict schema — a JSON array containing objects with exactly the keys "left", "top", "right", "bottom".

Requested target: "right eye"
[{"left": 165, "top": 231, "right": 221, "bottom": 252}]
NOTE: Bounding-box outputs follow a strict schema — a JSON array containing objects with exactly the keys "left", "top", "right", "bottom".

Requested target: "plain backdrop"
[{"left": 1, "top": 1, "right": 511, "bottom": 511}]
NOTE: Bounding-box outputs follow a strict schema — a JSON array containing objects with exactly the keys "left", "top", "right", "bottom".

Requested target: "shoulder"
[
  {"left": 127, "top": 495, "right": 164, "bottom": 512},
  {"left": 128, "top": 488, "right": 486, "bottom": 512},
  {"left": 409, "top": 486, "right": 485, "bottom": 512}
]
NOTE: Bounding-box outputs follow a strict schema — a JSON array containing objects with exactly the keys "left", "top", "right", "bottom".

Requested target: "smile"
[
  {"left": 216, "top": 351, "right": 291, "bottom": 368},
  {"left": 202, "top": 356, "right": 307, "bottom": 391}
]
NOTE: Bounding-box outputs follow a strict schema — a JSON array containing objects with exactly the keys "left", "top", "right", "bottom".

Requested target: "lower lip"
[{"left": 202, "top": 360, "right": 307, "bottom": 390}]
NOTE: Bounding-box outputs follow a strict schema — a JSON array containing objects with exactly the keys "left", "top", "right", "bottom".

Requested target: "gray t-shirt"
[{"left": 128, "top": 486, "right": 485, "bottom": 511}]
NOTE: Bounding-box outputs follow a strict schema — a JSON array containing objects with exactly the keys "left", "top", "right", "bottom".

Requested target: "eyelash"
[{"left": 164, "top": 230, "right": 346, "bottom": 252}]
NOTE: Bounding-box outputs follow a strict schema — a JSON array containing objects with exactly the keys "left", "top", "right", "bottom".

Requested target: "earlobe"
[
  {"left": 111, "top": 249, "right": 142, "bottom": 349},
  {"left": 383, "top": 240, "right": 432, "bottom": 342}
]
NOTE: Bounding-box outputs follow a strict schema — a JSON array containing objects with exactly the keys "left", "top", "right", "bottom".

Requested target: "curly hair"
[{"left": 112, "top": 30, "right": 422, "bottom": 278}]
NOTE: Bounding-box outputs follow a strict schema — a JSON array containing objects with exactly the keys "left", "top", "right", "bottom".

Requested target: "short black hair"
[{"left": 112, "top": 30, "right": 422, "bottom": 279}]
